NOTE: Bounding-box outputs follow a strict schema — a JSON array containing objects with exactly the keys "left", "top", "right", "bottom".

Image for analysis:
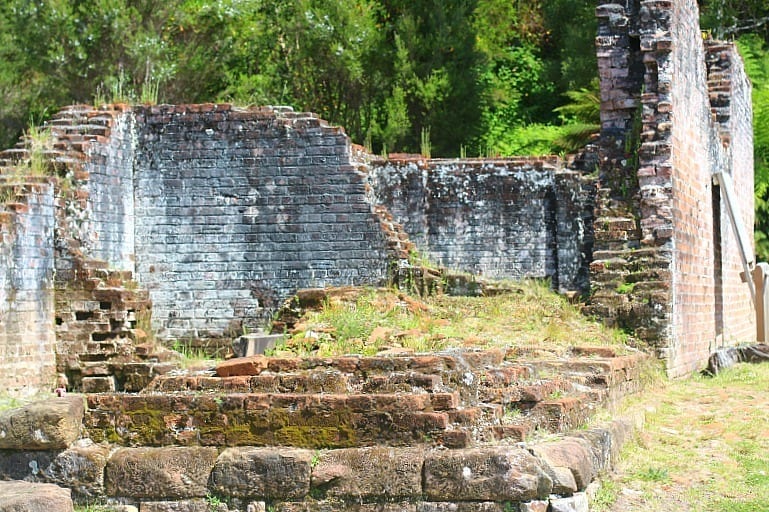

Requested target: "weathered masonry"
[
  {"left": 588, "top": 0, "right": 756, "bottom": 377},
  {"left": 0, "top": 0, "right": 757, "bottom": 393}
]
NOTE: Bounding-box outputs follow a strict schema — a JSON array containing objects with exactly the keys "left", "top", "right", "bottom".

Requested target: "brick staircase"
[
  {"left": 54, "top": 258, "right": 175, "bottom": 394},
  {"left": 85, "top": 346, "right": 645, "bottom": 449}
]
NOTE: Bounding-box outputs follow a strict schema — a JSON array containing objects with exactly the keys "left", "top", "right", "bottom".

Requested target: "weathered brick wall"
[
  {"left": 592, "top": 0, "right": 756, "bottom": 377},
  {"left": 0, "top": 179, "right": 56, "bottom": 396},
  {"left": 84, "top": 111, "right": 136, "bottom": 272},
  {"left": 665, "top": 0, "right": 719, "bottom": 376},
  {"left": 133, "top": 105, "right": 390, "bottom": 340},
  {"left": 706, "top": 41, "right": 756, "bottom": 349},
  {"left": 367, "top": 157, "right": 595, "bottom": 293}
]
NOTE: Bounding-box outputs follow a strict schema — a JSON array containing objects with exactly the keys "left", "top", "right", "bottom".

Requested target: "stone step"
[
  {"left": 146, "top": 369, "right": 446, "bottom": 395},
  {"left": 50, "top": 123, "right": 110, "bottom": 137},
  {"left": 85, "top": 392, "right": 468, "bottom": 448},
  {"left": 477, "top": 377, "right": 571, "bottom": 405},
  {"left": 215, "top": 349, "right": 506, "bottom": 379}
]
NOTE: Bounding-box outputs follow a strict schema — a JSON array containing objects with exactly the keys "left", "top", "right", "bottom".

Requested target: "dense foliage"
[
  {"left": 0, "top": 1, "right": 768, "bottom": 256},
  {"left": 0, "top": 0, "right": 597, "bottom": 156}
]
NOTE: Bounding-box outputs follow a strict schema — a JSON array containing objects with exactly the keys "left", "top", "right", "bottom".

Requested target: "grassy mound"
[{"left": 269, "top": 280, "right": 631, "bottom": 358}]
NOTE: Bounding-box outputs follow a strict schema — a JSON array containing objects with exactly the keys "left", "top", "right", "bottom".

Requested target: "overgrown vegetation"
[
  {"left": 735, "top": 34, "right": 769, "bottom": 261},
  {"left": 269, "top": 281, "right": 629, "bottom": 358},
  {"left": 0, "top": 0, "right": 597, "bottom": 156},
  {"left": 594, "top": 363, "right": 769, "bottom": 511},
  {"left": 0, "top": 1, "right": 767, "bottom": 256}
]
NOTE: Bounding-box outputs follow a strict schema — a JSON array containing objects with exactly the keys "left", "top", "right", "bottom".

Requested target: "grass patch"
[
  {"left": 594, "top": 362, "right": 769, "bottom": 511},
  {"left": 272, "top": 280, "right": 630, "bottom": 357},
  {"left": 170, "top": 340, "right": 221, "bottom": 370}
]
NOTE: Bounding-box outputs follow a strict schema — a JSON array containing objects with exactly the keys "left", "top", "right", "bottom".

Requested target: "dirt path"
[{"left": 597, "top": 363, "right": 769, "bottom": 512}]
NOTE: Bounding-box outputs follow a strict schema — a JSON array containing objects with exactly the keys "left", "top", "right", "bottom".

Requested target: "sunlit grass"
[
  {"left": 272, "top": 280, "right": 630, "bottom": 357},
  {"left": 593, "top": 363, "right": 769, "bottom": 511}
]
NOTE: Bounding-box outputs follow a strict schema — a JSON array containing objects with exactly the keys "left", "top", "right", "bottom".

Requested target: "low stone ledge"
[
  {"left": 530, "top": 438, "right": 595, "bottom": 491},
  {"left": 0, "top": 413, "right": 640, "bottom": 509},
  {"left": 105, "top": 446, "right": 218, "bottom": 499},
  {"left": 273, "top": 502, "right": 416, "bottom": 512},
  {"left": 312, "top": 446, "right": 424, "bottom": 499},
  {"left": 139, "top": 499, "right": 223, "bottom": 512},
  {"left": 43, "top": 438, "right": 111, "bottom": 499},
  {"left": 0, "top": 396, "right": 84, "bottom": 450},
  {"left": 210, "top": 447, "right": 313, "bottom": 500},
  {"left": 0, "top": 480, "right": 74, "bottom": 512},
  {"left": 417, "top": 503, "right": 506, "bottom": 512},
  {"left": 423, "top": 447, "right": 552, "bottom": 502},
  {"left": 271, "top": 501, "right": 547, "bottom": 512}
]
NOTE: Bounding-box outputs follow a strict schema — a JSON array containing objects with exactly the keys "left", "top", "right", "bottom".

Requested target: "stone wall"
[
  {"left": 133, "top": 105, "right": 390, "bottom": 340},
  {"left": 0, "top": 348, "right": 646, "bottom": 510},
  {"left": 368, "top": 157, "right": 596, "bottom": 294},
  {"left": 0, "top": 178, "right": 56, "bottom": 396}
]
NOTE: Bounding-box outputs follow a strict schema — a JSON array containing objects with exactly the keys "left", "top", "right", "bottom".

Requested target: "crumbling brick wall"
[
  {"left": 0, "top": 0, "right": 757, "bottom": 382},
  {"left": 592, "top": 0, "right": 755, "bottom": 377},
  {"left": 132, "top": 105, "right": 390, "bottom": 340},
  {"left": 367, "top": 156, "right": 596, "bottom": 294},
  {"left": 705, "top": 39, "right": 755, "bottom": 353}
]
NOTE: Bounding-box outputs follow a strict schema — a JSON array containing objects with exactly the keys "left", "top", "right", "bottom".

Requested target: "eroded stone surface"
[
  {"left": 549, "top": 492, "right": 589, "bottom": 512},
  {"left": 105, "top": 446, "right": 218, "bottom": 499},
  {"left": 211, "top": 447, "right": 312, "bottom": 499},
  {"left": 0, "top": 450, "right": 58, "bottom": 481},
  {"left": 0, "top": 480, "right": 74, "bottom": 512},
  {"left": 0, "top": 396, "right": 84, "bottom": 450},
  {"left": 44, "top": 438, "right": 110, "bottom": 499},
  {"left": 423, "top": 447, "right": 552, "bottom": 501},
  {"left": 417, "top": 503, "right": 505, "bottom": 512},
  {"left": 530, "top": 438, "right": 595, "bottom": 490},
  {"left": 275, "top": 503, "right": 415, "bottom": 512},
  {"left": 518, "top": 501, "right": 549, "bottom": 512},
  {"left": 312, "top": 447, "right": 424, "bottom": 498},
  {"left": 139, "top": 500, "right": 224, "bottom": 512}
]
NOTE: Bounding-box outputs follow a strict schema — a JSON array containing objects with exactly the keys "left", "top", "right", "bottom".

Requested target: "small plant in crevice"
[
  {"left": 205, "top": 492, "right": 226, "bottom": 511},
  {"left": 502, "top": 406, "right": 523, "bottom": 422},
  {"left": 420, "top": 126, "right": 432, "bottom": 159},
  {"left": 548, "top": 389, "right": 565, "bottom": 400},
  {"left": 23, "top": 123, "right": 54, "bottom": 176},
  {"left": 170, "top": 339, "right": 220, "bottom": 369}
]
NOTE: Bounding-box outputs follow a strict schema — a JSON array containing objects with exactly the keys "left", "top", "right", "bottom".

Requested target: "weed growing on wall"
[
  {"left": 420, "top": 126, "right": 432, "bottom": 159},
  {"left": 0, "top": 122, "right": 55, "bottom": 206},
  {"left": 24, "top": 124, "right": 54, "bottom": 176}
]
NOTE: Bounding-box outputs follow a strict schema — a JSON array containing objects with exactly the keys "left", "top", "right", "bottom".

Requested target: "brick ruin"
[
  {"left": 589, "top": 0, "right": 755, "bottom": 377},
  {"left": 0, "top": 0, "right": 757, "bottom": 395},
  {"left": 0, "top": 1, "right": 760, "bottom": 510}
]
